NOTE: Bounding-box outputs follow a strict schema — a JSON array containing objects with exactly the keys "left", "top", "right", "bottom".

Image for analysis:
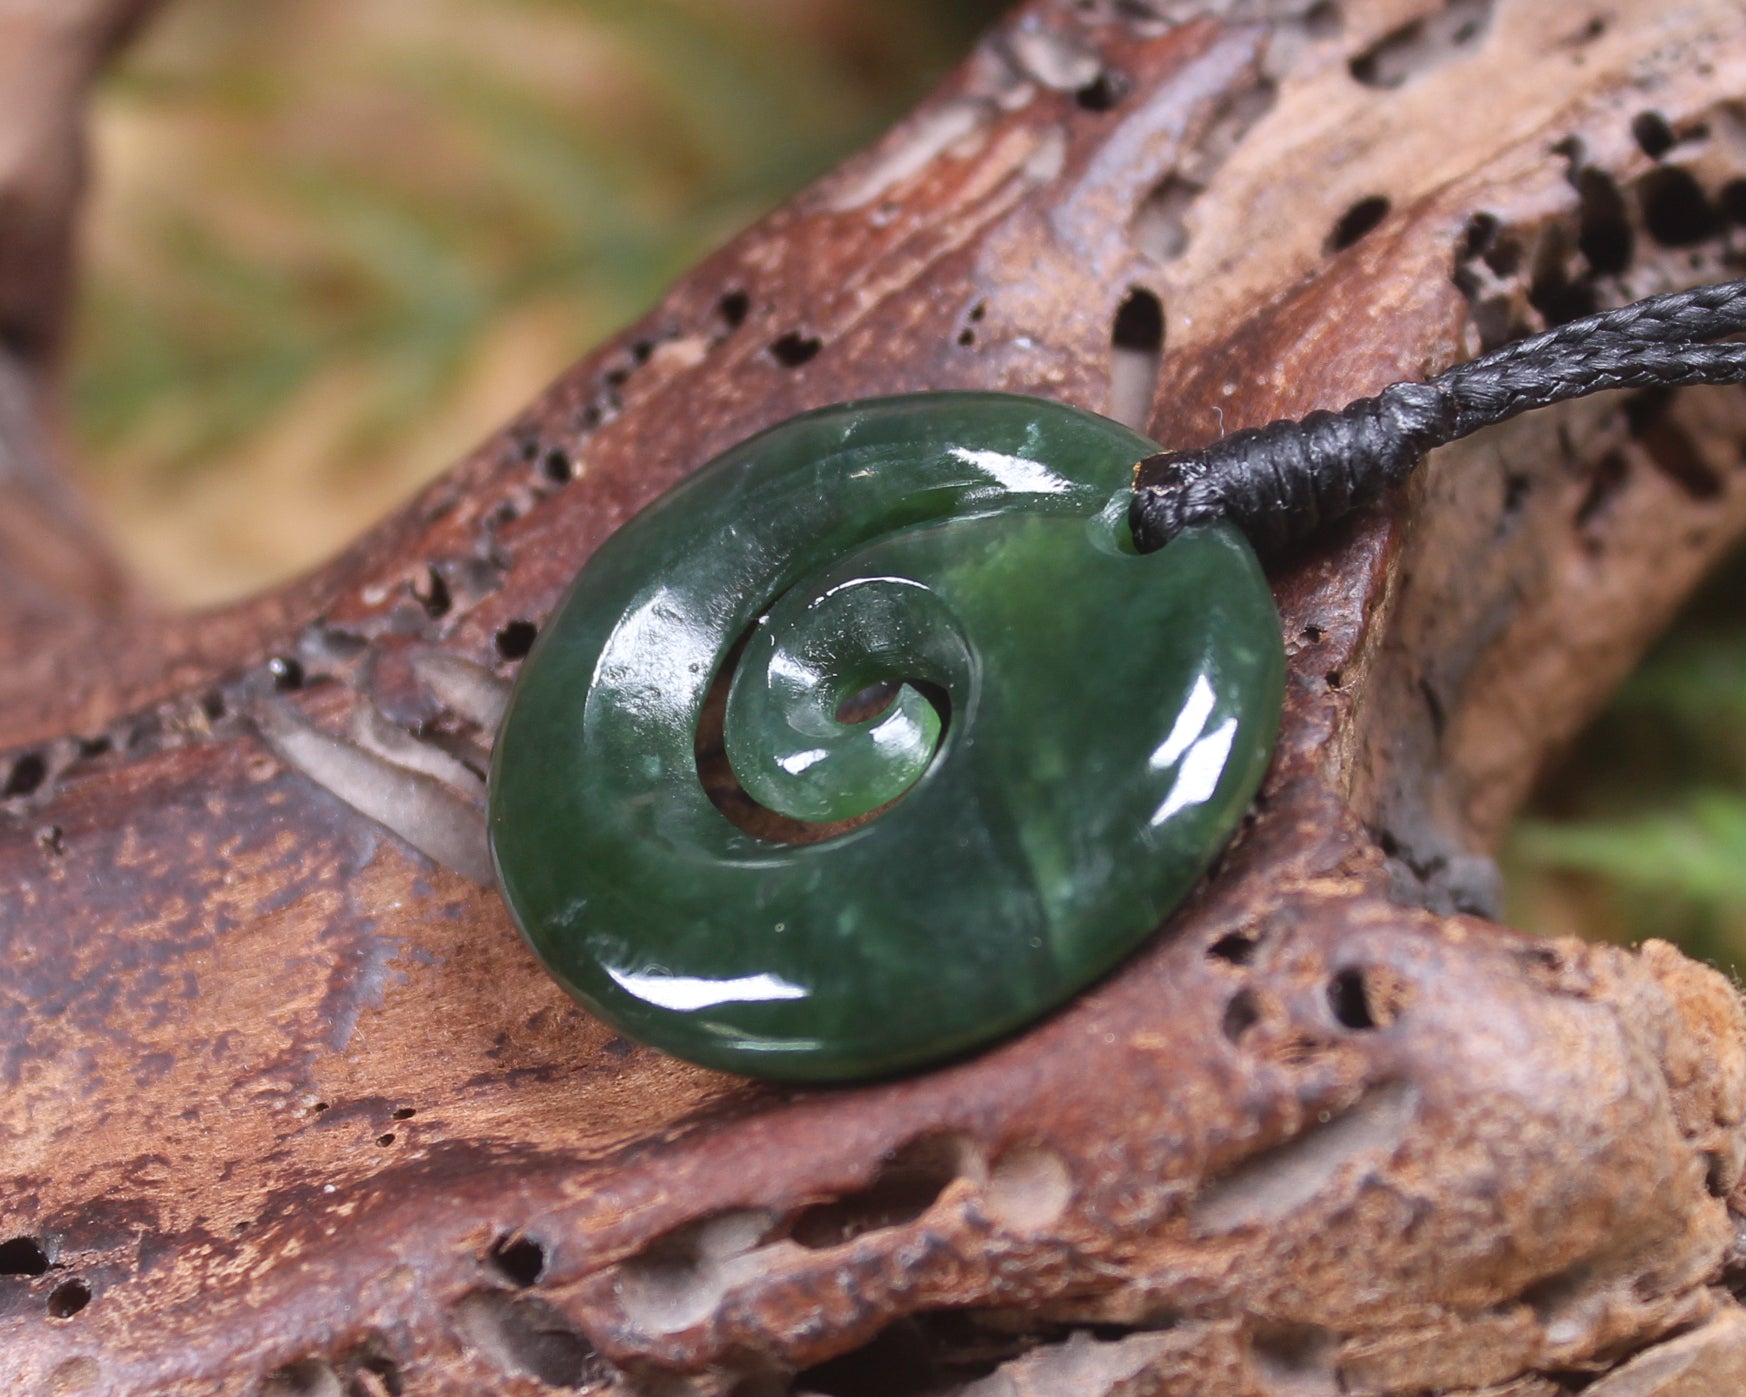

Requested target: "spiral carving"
[{"left": 488, "top": 393, "right": 1284, "bottom": 1080}]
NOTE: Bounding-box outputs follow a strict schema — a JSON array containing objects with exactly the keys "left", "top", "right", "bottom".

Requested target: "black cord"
[{"left": 1129, "top": 278, "right": 1746, "bottom": 556}]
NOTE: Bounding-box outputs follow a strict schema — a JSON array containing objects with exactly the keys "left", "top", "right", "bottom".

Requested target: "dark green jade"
[{"left": 488, "top": 393, "right": 1284, "bottom": 1081}]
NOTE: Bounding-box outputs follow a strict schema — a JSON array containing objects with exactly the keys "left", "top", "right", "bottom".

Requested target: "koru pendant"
[{"left": 488, "top": 393, "right": 1284, "bottom": 1081}]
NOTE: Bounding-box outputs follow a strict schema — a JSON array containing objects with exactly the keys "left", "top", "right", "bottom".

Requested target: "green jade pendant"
[{"left": 489, "top": 393, "right": 1285, "bottom": 1081}]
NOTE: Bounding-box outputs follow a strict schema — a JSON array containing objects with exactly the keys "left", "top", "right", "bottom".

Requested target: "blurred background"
[
  {"left": 72, "top": 0, "right": 1746, "bottom": 965},
  {"left": 1502, "top": 555, "right": 1746, "bottom": 969},
  {"left": 76, "top": 0, "right": 1008, "bottom": 601}
]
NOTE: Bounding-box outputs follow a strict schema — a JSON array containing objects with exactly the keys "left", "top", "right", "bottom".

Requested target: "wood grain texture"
[{"left": 5, "top": 1, "right": 1746, "bottom": 1393}]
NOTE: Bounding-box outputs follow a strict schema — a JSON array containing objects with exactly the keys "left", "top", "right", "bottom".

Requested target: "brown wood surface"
[{"left": 5, "top": 1, "right": 1746, "bottom": 1393}]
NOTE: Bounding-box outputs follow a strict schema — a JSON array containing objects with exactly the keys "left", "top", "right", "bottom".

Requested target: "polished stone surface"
[{"left": 489, "top": 393, "right": 1284, "bottom": 1080}]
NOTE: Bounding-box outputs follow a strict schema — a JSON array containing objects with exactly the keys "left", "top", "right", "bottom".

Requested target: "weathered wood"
[{"left": 4, "top": 2, "right": 1746, "bottom": 1394}]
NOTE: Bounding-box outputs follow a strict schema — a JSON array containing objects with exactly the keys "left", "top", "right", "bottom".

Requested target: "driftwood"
[{"left": 4, "top": 1, "right": 1746, "bottom": 1393}]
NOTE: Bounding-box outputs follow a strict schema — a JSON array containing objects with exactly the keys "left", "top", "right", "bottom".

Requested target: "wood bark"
[{"left": 5, "top": 1, "right": 1746, "bottom": 1393}]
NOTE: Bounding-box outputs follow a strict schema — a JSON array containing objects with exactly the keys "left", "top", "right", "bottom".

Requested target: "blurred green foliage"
[
  {"left": 77, "top": 0, "right": 1008, "bottom": 477},
  {"left": 1505, "top": 550, "right": 1746, "bottom": 970},
  {"left": 74, "top": 0, "right": 1004, "bottom": 596}
]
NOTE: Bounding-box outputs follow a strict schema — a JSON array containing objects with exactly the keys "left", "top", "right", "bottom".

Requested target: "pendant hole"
[
  {"left": 697, "top": 640, "right": 941, "bottom": 846},
  {"left": 1091, "top": 488, "right": 1142, "bottom": 556},
  {"left": 696, "top": 634, "right": 816, "bottom": 844},
  {"left": 835, "top": 678, "right": 901, "bottom": 725},
  {"left": 697, "top": 613, "right": 950, "bottom": 844}
]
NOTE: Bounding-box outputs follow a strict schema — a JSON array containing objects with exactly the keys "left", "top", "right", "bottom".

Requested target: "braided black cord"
[{"left": 1130, "top": 278, "right": 1746, "bottom": 555}]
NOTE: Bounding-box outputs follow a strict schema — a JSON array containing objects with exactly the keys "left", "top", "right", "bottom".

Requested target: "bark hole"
[
  {"left": 1131, "top": 78, "right": 1277, "bottom": 262},
  {"left": 1625, "top": 387, "right": 1726, "bottom": 501},
  {"left": 1133, "top": 176, "right": 1200, "bottom": 262},
  {"left": 1328, "top": 965, "right": 1412, "bottom": 1030},
  {"left": 1109, "top": 286, "right": 1164, "bottom": 429},
  {"left": 3, "top": 751, "right": 45, "bottom": 798},
  {"left": 1575, "top": 448, "right": 1632, "bottom": 531},
  {"left": 1348, "top": 0, "right": 1494, "bottom": 90},
  {"left": 489, "top": 1235, "right": 546, "bottom": 1288},
  {"left": 769, "top": 331, "right": 822, "bottom": 367},
  {"left": 1249, "top": 1322, "right": 1339, "bottom": 1391},
  {"left": 540, "top": 449, "right": 574, "bottom": 485},
  {"left": 717, "top": 288, "right": 750, "bottom": 330},
  {"left": 1641, "top": 166, "right": 1720, "bottom": 247},
  {"left": 794, "top": 1314, "right": 1007, "bottom": 1397},
  {"left": 1075, "top": 70, "right": 1128, "bottom": 111},
  {"left": 0, "top": 1236, "right": 49, "bottom": 1275},
  {"left": 1632, "top": 110, "right": 1677, "bottom": 159},
  {"left": 1720, "top": 178, "right": 1746, "bottom": 225},
  {"left": 47, "top": 1279, "right": 90, "bottom": 1318},
  {"left": 985, "top": 1145, "right": 1073, "bottom": 1232},
  {"left": 453, "top": 1291, "right": 606, "bottom": 1390},
  {"left": 1223, "top": 987, "right": 1262, "bottom": 1041},
  {"left": 495, "top": 621, "right": 538, "bottom": 661},
  {"left": 1327, "top": 195, "right": 1391, "bottom": 253},
  {"left": 258, "top": 1359, "right": 342, "bottom": 1397},
  {"left": 790, "top": 1134, "right": 972, "bottom": 1249},
  {"left": 1191, "top": 1085, "right": 1420, "bottom": 1232},
  {"left": 415, "top": 567, "right": 452, "bottom": 619},
  {"left": 1576, "top": 168, "right": 1634, "bottom": 275}
]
